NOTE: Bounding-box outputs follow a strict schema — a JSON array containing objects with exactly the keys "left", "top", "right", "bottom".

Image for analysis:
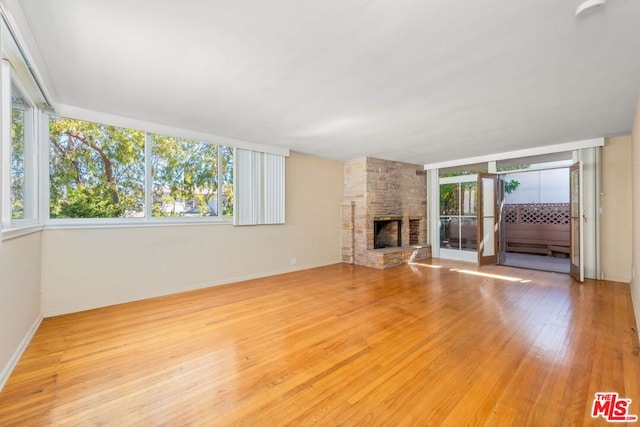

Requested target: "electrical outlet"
[{"left": 290, "top": 258, "right": 297, "bottom": 265}]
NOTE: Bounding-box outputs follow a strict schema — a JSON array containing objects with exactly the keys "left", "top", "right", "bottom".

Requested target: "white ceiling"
[{"left": 14, "top": 0, "right": 640, "bottom": 164}]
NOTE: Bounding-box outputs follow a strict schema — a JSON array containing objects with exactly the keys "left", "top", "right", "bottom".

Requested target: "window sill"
[
  {"left": 44, "top": 217, "right": 233, "bottom": 230},
  {"left": 2, "top": 224, "right": 44, "bottom": 241},
  {"left": 2, "top": 218, "right": 235, "bottom": 239}
]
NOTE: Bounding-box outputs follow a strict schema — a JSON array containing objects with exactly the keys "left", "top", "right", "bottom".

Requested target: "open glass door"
[
  {"left": 497, "top": 175, "right": 506, "bottom": 265},
  {"left": 477, "top": 174, "right": 503, "bottom": 265},
  {"left": 569, "top": 162, "right": 584, "bottom": 282}
]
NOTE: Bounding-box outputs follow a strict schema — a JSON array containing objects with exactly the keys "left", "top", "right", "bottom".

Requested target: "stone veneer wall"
[{"left": 342, "top": 157, "right": 428, "bottom": 267}]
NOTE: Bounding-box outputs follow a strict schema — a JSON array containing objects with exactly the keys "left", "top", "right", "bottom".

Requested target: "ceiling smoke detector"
[{"left": 575, "top": 0, "right": 607, "bottom": 17}]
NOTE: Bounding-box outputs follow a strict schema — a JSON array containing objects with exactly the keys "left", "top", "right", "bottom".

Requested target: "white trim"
[
  {"left": 1, "top": 223, "right": 42, "bottom": 240},
  {"left": 217, "top": 145, "right": 223, "bottom": 218},
  {"left": 0, "top": 9, "right": 48, "bottom": 107},
  {"left": 24, "top": 93, "right": 37, "bottom": 221},
  {"left": 594, "top": 147, "right": 602, "bottom": 280},
  {"left": 439, "top": 247, "right": 478, "bottom": 263},
  {"left": 424, "top": 138, "right": 605, "bottom": 170},
  {"left": 577, "top": 161, "right": 585, "bottom": 281},
  {"left": 439, "top": 174, "right": 479, "bottom": 185},
  {"left": 0, "top": 31, "right": 4, "bottom": 242},
  {"left": 0, "top": 1, "right": 55, "bottom": 107},
  {"left": 45, "top": 217, "right": 232, "bottom": 229},
  {"left": 488, "top": 161, "right": 497, "bottom": 174},
  {"left": 39, "top": 109, "right": 49, "bottom": 222},
  {"left": 0, "top": 314, "right": 42, "bottom": 393},
  {"left": 579, "top": 147, "right": 600, "bottom": 280},
  {"left": 144, "top": 132, "right": 153, "bottom": 220},
  {"left": 1, "top": 60, "right": 11, "bottom": 227},
  {"left": 7, "top": 218, "right": 234, "bottom": 235},
  {"left": 427, "top": 169, "right": 439, "bottom": 256},
  {"left": 8, "top": 77, "right": 38, "bottom": 226},
  {"left": 57, "top": 104, "right": 290, "bottom": 157},
  {"left": 498, "top": 160, "right": 575, "bottom": 174}
]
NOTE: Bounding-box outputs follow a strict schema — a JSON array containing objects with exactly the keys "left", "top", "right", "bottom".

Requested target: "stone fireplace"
[{"left": 342, "top": 157, "right": 431, "bottom": 269}]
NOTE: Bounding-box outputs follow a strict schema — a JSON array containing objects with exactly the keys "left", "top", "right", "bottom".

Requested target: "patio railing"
[{"left": 503, "top": 203, "right": 570, "bottom": 256}]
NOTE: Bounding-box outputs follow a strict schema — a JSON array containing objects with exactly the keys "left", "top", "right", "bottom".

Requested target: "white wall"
[
  {"left": 0, "top": 232, "right": 42, "bottom": 390},
  {"left": 601, "top": 136, "right": 632, "bottom": 283},
  {"left": 631, "top": 96, "right": 640, "bottom": 339},
  {"left": 40, "top": 151, "right": 344, "bottom": 316}
]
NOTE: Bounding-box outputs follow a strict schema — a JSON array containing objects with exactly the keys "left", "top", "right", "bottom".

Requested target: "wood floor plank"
[{"left": 1, "top": 260, "right": 639, "bottom": 425}]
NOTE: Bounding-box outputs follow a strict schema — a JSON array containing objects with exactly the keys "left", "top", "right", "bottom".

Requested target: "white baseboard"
[{"left": 0, "top": 315, "right": 43, "bottom": 393}]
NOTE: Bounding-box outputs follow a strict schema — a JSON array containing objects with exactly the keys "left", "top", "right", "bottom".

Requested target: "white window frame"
[
  {"left": 0, "top": 60, "right": 10, "bottom": 230},
  {"left": 1, "top": 12, "right": 48, "bottom": 240},
  {"left": 44, "top": 115, "right": 236, "bottom": 226},
  {"left": 146, "top": 132, "right": 233, "bottom": 221},
  {"left": 437, "top": 173, "right": 480, "bottom": 263},
  {"left": 0, "top": 11, "right": 288, "bottom": 235},
  {"left": 427, "top": 146, "right": 602, "bottom": 277},
  {"left": 1, "top": 60, "right": 40, "bottom": 233}
]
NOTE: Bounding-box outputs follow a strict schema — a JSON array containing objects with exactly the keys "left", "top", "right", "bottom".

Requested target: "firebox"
[{"left": 374, "top": 217, "right": 402, "bottom": 249}]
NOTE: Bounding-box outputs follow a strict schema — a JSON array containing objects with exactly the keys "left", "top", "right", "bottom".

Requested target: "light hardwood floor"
[{"left": 1, "top": 259, "right": 639, "bottom": 426}]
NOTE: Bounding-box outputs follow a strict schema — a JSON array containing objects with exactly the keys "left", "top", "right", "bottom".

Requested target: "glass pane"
[
  {"left": 439, "top": 162, "right": 487, "bottom": 177},
  {"left": 571, "top": 169, "right": 579, "bottom": 217},
  {"left": 220, "top": 145, "right": 234, "bottom": 217},
  {"left": 482, "top": 217, "right": 495, "bottom": 256},
  {"left": 49, "top": 117, "right": 145, "bottom": 218},
  {"left": 10, "top": 102, "right": 25, "bottom": 219},
  {"left": 461, "top": 182, "right": 477, "bottom": 216},
  {"left": 440, "top": 183, "right": 460, "bottom": 216},
  {"left": 482, "top": 178, "right": 495, "bottom": 216},
  {"left": 571, "top": 219, "right": 580, "bottom": 265},
  {"left": 460, "top": 217, "right": 478, "bottom": 251},
  {"left": 152, "top": 135, "right": 219, "bottom": 217},
  {"left": 440, "top": 178, "right": 479, "bottom": 254},
  {"left": 497, "top": 151, "right": 573, "bottom": 172},
  {"left": 440, "top": 217, "right": 456, "bottom": 249}
]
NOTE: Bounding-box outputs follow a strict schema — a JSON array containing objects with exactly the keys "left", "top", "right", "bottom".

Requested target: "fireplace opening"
[
  {"left": 409, "top": 218, "right": 421, "bottom": 245},
  {"left": 374, "top": 218, "right": 402, "bottom": 249}
]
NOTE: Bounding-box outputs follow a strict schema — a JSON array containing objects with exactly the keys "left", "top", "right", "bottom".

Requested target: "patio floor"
[{"left": 502, "top": 252, "right": 570, "bottom": 274}]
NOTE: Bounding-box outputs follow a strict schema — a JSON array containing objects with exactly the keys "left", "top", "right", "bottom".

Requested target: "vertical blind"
[{"left": 234, "top": 148, "right": 285, "bottom": 225}]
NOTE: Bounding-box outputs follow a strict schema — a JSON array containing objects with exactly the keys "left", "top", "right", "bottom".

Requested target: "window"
[
  {"left": 440, "top": 179, "right": 478, "bottom": 252},
  {"left": 48, "top": 117, "right": 234, "bottom": 221},
  {"left": 49, "top": 117, "right": 145, "bottom": 219},
  {"left": 497, "top": 151, "right": 574, "bottom": 172},
  {"left": 151, "top": 134, "right": 233, "bottom": 217},
  {"left": 439, "top": 162, "right": 487, "bottom": 178},
  {"left": 10, "top": 93, "right": 26, "bottom": 219},
  {"left": 2, "top": 82, "right": 36, "bottom": 227},
  {"left": 2, "top": 19, "right": 48, "bottom": 232}
]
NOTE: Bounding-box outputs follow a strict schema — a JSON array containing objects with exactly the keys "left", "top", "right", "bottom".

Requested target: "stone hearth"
[{"left": 342, "top": 157, "right": 431, "bottom": 269}]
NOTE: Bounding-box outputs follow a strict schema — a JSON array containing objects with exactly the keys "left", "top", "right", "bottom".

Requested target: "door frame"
[
  {"left": 477, "top": 173, "right": 503, "bottom": 266},
  {"left": 436, "top": 174, "right": 480, "bottom": 262},
  {"left": 569, "top": 162, "right": 584, "bottom": 282}
]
